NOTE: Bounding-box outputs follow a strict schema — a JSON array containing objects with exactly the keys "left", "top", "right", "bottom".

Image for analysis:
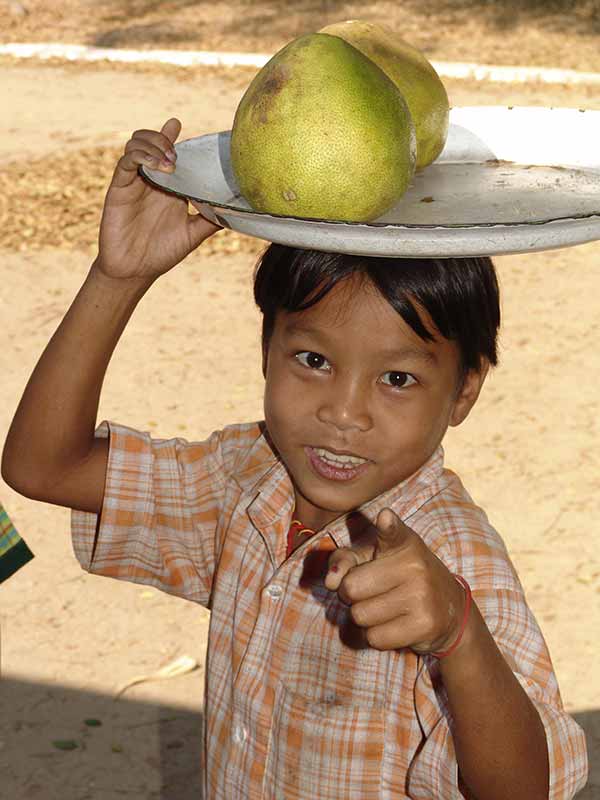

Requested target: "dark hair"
[{"left": 253, "top": 244, "right": 500, "bottom": 375}]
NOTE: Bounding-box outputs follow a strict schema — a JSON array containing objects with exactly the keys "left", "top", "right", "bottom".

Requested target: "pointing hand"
[{"left": 325, "top": 508, "right": 467, "bottom": 655}]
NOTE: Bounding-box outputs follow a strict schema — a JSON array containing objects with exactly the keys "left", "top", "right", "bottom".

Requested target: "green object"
[
  {"left": 52, "top": 739, "right": 78, "bottom": 751},
  {"left": 320, "top": 20, "right": 449, "bottom": 169},
  {"left": 111, "top": 743, "right": 123, "bottom": 753},
  {"left": 231, "top": 32, "right": 416, "bottom": 222},
  {"left": 83, "top": 718, "right": 102, "bottom": 727},
  {"left": 0, "top": 503, "right": 34, "bottom": 583}
]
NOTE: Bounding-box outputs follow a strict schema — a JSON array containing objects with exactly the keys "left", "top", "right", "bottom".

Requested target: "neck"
[{"left": 293, "top": 491, "right": 343, "bottom": 532}]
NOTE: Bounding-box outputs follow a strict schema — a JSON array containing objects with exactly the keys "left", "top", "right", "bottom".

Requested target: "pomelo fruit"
[
  {"left": 230, "top": 32, "right": 416, "bottom": 222},
  {"left": 319, "top": 20, "right": 449, "bottom": 169}
]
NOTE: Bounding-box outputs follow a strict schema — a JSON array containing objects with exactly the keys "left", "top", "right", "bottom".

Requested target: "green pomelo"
[
  {"left": 230, "top": 33, "right": 416, "bottom": 222},
  {"left": 320, "top": 20, "right": 449, "bottom": 169}
]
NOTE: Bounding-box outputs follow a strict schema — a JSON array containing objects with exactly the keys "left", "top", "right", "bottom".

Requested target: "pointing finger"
[{"left": 374, "top": 508, "right": 414, "bottom": 558}]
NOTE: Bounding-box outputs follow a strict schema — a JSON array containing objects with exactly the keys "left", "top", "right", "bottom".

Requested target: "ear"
[{"left": 448, "top": 359, "right": 490, "bottom": 427}]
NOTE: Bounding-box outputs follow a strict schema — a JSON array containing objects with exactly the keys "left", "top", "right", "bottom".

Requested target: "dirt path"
[
  {"left": 5, "top": 0, "right": 600, "bottom": 72},
  {"left": 1, "top": 59, "right": 599, "bottom": 798}
]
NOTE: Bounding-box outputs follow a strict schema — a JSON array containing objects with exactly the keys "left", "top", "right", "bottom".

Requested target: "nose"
[{"left": 316, "top": 374, "right": 373, "bottom": 433}]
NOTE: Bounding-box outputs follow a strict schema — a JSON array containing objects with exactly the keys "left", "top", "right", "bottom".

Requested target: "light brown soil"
[
  {"left": 1, "top": 5, "right": 599, "bottom": 797},
  {"left": 4, "top": 0, "right": 600, "bottom": 72}
]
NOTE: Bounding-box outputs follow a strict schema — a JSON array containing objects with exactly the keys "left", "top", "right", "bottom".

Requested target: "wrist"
[
  {"left": 436, "top": 598, "right": 486, "bottom": 673},
  {"left": 89, "top": 257, "right": 155, "bottom": 299},
  {"left": 430, "top": 574, "right": 473, "bottom": 659}
]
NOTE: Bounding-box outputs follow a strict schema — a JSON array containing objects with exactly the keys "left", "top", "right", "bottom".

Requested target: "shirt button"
[
  {"left": 232, "top": 725, "right": 247, "bottom": 745},
  {"left": 265, "top": 584, "right": 283, "bottom": 600}
]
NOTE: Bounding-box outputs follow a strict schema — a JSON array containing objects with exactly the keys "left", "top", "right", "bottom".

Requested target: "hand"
[
  {"left": 94, "top": 118, "right": 221, "bottom": 281},
  {"left": 325, "top": 508, "right": 466, "bottom": 654}
]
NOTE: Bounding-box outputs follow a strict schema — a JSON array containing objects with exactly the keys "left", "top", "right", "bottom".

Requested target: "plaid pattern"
[
  {"left": 72, "top": 421, "right": 588, "bottom": 800},
  {"left": 0, "top": 501, "right": 33, "bottom": 583}
]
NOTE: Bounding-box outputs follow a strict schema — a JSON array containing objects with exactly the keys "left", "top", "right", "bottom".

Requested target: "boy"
[{"left": 2, "top": 119, "right": 587, "bottom": 799}]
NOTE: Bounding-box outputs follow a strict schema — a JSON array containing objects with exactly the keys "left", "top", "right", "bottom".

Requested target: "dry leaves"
[
  {"left": 1, "top": 145, "right": 265, "bottom": 257},
  {"left": 114, "top": 654, "right": 199, "bottom": 700}
]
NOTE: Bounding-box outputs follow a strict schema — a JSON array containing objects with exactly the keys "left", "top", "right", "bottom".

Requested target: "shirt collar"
[
  {"left": 324, "top": 446, "right": 445, "bottom": 548},
  {"left": 232, "top": 426, "right": 446, "bottom": 550}
]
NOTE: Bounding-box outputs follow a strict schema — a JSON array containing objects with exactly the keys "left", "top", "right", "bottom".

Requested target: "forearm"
[
  {"left": 439, "top": 602, "right": 549, "bottom": 800},
  {"left": 2, "top": 261, "right": 152, "bottom": 496}
]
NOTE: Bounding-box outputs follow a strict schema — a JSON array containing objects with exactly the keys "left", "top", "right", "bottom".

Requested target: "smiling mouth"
[
  {"left": 313, "top": 447, "right": 368, "bottom": 466},
  {"left": 306, "top": 446, "right": 371, "bottom": 482}
]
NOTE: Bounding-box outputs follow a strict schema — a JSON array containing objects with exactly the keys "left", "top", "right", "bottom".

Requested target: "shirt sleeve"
[
  {"left": 0, "top": 502, "right": 34, "bottom": 583},
  {"left": 406, "top": 499, "right": 588, "bottom": 800},
  {"left": 71, "top": 420, "right": 235, "bottom": 606}
]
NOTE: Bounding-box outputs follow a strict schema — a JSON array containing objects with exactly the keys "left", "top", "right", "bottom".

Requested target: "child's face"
[{"left": 263, "top": 275, "right": 487, "bottom": 531}]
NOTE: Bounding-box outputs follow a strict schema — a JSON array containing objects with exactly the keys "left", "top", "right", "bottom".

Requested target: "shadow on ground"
[
  {"left": 91, "top": 0, "right": 600, "bottom": 49},
  {"left": 2, "top": 676, "right": 599, "bottom": 798},
  {"left": 1, "top": 677, "right": 204, "bottom": 800}
]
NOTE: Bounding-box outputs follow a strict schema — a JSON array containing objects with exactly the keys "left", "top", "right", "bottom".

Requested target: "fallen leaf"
[
  {"left": 52, "top": 739, "right": 78, "bottom": 751},
  {"left": 114, "top": 654, "right": 199, "bottom": 700}
]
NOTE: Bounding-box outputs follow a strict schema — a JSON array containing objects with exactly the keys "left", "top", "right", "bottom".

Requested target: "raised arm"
[{"left": 2, "top": 119, "right": 219, "bottom": 514}]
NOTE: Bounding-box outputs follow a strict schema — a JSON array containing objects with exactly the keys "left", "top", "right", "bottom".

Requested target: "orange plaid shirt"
[{"left": 72, "top": 421, "right": 588, "bottom": 799}]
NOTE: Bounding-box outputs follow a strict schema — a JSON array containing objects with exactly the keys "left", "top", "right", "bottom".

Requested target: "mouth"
[{"left": 305, "top": 446, "right": 371, "bottom": 483}]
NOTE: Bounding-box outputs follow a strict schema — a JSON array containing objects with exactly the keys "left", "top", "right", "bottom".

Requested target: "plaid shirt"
[
  {"left": 0, "top": 501, "right": 33, "bottom": 583},
  {"left": 72, "top": 421, "right": 588, "bottom": 800}
]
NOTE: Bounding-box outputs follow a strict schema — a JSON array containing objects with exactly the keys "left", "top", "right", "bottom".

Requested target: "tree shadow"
[
  {"left": 2, "top": 676, "right": 599, "bottom": 796},
  {"left": 95, "top": 24, "right": 199, "bottom": 48},
  {"left": 2, "top": 676, "right": 204, "bottom": 799},
  {"left": 429, "top": 0, "right": 600, "bottom": 33},
  {"left": 91, "top": 0, "right": 600, "bottom": 50},
  {"left": 92, "top": 0, "right": 351, "bottom": 49},
  {"left": 573, "top": 708, "right": 600, "bottom": 798}
]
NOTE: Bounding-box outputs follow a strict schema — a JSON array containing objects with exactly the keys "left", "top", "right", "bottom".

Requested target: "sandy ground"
[
  {"left": 5, "top": 0, "right": 600, "bottom": 72},
  {"left": 0, "top": 55, "right": 599, "bottom": 798}
]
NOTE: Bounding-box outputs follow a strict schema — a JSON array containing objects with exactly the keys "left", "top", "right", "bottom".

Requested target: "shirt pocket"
[{"left": 262, "top": 681, "right": 385, "bottom": 800}]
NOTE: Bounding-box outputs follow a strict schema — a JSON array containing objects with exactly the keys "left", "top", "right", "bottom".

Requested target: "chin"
[{"left": 299, "top": 481, "right": 371, "bottom": 516}]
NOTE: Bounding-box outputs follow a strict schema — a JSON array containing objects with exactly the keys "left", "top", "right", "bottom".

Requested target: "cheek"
[
  {"left": 419, "top": 395, "right": 455, "bottom": 448},
  {"left": 264, "top": 370, "right": 302, "bottom": 431},
  {"left": 378, "top": 394, "right": 450, "bottom": 451}
]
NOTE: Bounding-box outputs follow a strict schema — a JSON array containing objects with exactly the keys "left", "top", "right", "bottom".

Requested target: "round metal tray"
[{"left": 141, "top": 106, "right": 600, "bottom": 258}]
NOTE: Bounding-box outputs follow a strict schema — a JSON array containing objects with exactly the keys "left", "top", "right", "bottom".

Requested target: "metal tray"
[{"left": 141, "top": 106, "right": 600, "bottom": 258}]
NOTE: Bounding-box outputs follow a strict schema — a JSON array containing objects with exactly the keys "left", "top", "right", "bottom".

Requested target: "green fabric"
[
  {"left": 0, "top": 536, "right": 34, "bottom": 583},
  {"left": 0, "top": 503, "right": 34, "bottom": 582}
]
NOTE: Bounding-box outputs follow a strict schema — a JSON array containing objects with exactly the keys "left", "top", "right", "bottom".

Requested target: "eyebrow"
[
  {"left": 379, "top": 347, "right": 438, "bottom": 365},
  {"left": 284, "top": 324, "right": 438, "bottom": 364}
]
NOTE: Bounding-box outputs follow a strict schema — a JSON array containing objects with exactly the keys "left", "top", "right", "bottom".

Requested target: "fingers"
[
  {"left": 374, "top": 507, "right": 414, "bottom": 557},
  {"left": 160, "top": 117, "right": 182, "bottom": 145},
  {"left": 324, "top": 546, "right": 368, "bottom": 592},
  {"left": 328, "top": 553, "right": 412, "bottom": 604},
  {"left": 349, "top": 585, "right": 411, "bottom": 628},
  {"left": 126, "top": 128, "right": 178, "bottom": 169},
  {"left": 187, "top": 209, "right": 223, "bottom": 249},
  {"left": 110, "top": 122, "right": 180, "bottom": 189},
  {"left": 361, "top": 615, "right": 426, "bottom": 652},
  {"left": 325, "top": 509, "right": 417, "bottom": 596}
]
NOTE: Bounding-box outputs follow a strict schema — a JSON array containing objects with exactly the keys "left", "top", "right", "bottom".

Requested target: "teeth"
[{"left": 314, "top": 447, "right": 367, "bottom": 467}]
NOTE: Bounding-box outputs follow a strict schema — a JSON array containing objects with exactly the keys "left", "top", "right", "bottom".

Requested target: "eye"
[
  {"left": 380, "top": 371, "right": 417, "bottom": 389},
  {"left": 295, "top": 351, "right": 330, "bottom": 371}
]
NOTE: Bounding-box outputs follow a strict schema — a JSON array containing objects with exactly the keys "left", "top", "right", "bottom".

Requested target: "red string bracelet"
[{"left": 431, "top": 574, "right": 472, "bottom": 660}]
